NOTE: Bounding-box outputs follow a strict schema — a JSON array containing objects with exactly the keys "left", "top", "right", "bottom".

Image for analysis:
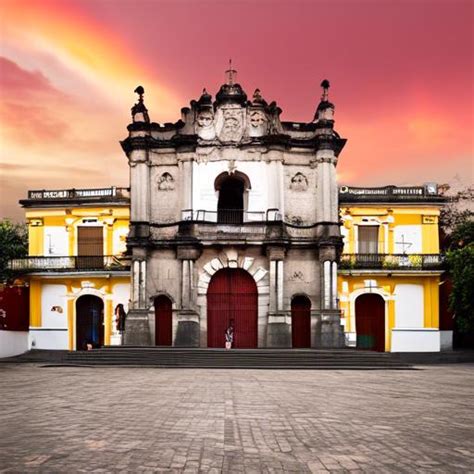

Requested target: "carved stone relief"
[
  {"left": 248, "top": 110, "right": 268, "bottom": 137},
  {"left": 158, "top": 172, "right": 175, "bottom": 191},
  {"left": 290, "top": 172, "right": 308, "bottom": 191},
  {"left": 196, "top": 110, "right": 216, "bottom": 140},
  {"left": 289, "top": 271, "right": 304, "bottom": 281},
  {"left": 217, "top": 106, "right": 244, "bottom": 142}
]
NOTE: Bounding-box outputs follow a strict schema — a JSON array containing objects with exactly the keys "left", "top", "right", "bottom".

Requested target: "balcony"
[
  {"left": 19, "top": 186, "right": 130, "bottom": 207},
  {"left": 9, "top": 256, "right": 130, "bottom": 273},
  {"left": 339, "top": 185, "right": 446, "bottom": 203},
  {"left": 181, "top": 208, "right": 281, "bottom": 223},
  {"left": 144, "top": 209, "right": 340, "bottom": 244},
  {"left": 339, "top": 253, "right": 444, "bottom": 271}
]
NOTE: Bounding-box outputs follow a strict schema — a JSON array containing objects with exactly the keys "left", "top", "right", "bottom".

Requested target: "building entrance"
[
  {"left": 291, "top": 295, "right": 311, "bottom": 348},
  {"left": 355, "top": 294, "right": 385, "bottom": 351},
  {"left": 76, "top": 295, "right": 104, "bottom": 350},
  {"left": 154, "top": 295, "right": 172, "bottom": 346},
  {"left": 207, "top": 268, "right": 258, "bottom": 348}
]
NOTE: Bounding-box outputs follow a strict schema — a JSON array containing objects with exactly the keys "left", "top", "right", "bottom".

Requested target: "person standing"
[
  {"left": 225, "top": 320, "right": 234, "bottom": 349},
  {"left": 115, "top": 304, "right": 127, "bottom": 339}
]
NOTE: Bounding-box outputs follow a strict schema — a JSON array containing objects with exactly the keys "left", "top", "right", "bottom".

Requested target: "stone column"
[
  {"left": 124, "top": 248, "right": 151, "bottom": 346},
  {"left": 175, "top": 246, "right": 201, "bottom": 347},
  {"left": 266, "top": 246, "right": 290, "bottom": 347},
  {"left": 317, "top": 246, "right": 345, "bottom": 348}
]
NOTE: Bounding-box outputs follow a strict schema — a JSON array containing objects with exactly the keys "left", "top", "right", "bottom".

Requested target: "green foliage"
[
  {"left": 446, "top": 243, "right": 474, "bottom": 334},
  {"left": 439, "top": 185, "right": 474, "bottom": 245},
  {"left": 0, "top": 219, "right": 28, "bottom": 282},
  {"left": 450, "top": 220, "right": 474, "bottom": 249}
]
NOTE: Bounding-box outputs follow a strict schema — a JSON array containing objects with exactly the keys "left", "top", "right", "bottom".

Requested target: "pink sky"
[{"left": 0, "top": 0, "right": 472, "bottom": 220}]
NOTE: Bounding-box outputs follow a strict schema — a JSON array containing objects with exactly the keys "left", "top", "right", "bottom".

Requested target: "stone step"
[{"left": 63, "top": 347, "right": 411, "bottom": 369}]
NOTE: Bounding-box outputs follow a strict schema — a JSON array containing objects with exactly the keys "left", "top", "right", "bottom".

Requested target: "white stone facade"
[{"left": 122, "top": 80, "right": 346, "bottom": 347}]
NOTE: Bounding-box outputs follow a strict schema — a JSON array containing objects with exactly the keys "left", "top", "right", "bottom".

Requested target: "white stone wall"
[
  {"left": 112, "top": 283, "right": 131, "bottom": 313},
  {"left": 0, "top": 330, "right": 28, "bottom": 357},
  {"left": 394, "top": 225, "right": 422, "bottom": 253},
  {"left": 43, "top": 226, "right": 68, "bottom": 256},
  {"left": 41, "top": 284, "right": 68, "bottom": 329},
  {"left": 191, "top": 160, "right": 282, "bottom": 217},
  {"left": 391, "top": 328, "right": 441, "bottom": 352},
  {"left": 29, "top": 328, "right": 68, "bottom": 350},
  {"left": 395, "top": 284, "right": 424, "bottom": 328}
]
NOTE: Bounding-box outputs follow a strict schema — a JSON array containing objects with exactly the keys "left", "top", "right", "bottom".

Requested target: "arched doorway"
[
  {"left": 355, "top": 293, "right": 385, "bottom": 351},
  {"left": 291, "top": 295, "right": 311, "bottom": 348},
  {"left": 207, "top": 268, "right": 258, "bottom": 348},
  {"left": 154, "top": 295, "right": 173, "bottom": 346},
  {"left": 216, "top": 173, "right": 248, "bottom": 224},
  {"left": 76, "top": 295, "right": 104, "bottom": 350}
]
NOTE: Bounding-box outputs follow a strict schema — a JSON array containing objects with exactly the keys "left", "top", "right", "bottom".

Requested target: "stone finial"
[
  {"left": 320, "top": 79, "right": 330, "bottom": 101},
  {"left": 197, "top": 88, "right": 213, "bottom": 108},
  {"left": 252, "top": 88, "right": 267, "bottom": 106},
  {"left": 314, "top": 79, "right": 335, "bottom": 123},
  {"left": 131, "top": 85, "right": 150, "bottom": 123},
  {"left": 225, "top": 59, "right": 237, "bottom": 85}
]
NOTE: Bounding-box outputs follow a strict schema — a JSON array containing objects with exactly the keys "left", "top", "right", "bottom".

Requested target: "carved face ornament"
[
  {"left": 290, "top": 172, "right": 308, "bottom": 191},
  {"left": 197, "top": 110, "right": 214, "bottom": 128},
  {"left": 223, "top": 109, "right": 240, "bottom": 131},
  {"left": 250, "top": 110, "right": 266, "bottom": 128}
]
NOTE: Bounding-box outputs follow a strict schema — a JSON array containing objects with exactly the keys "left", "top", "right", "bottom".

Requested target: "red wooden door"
[
  {"left": 291, "top": 295, "right": 311, "bottom": 348},
  {"left": 207, "top": 268, "right": 258, "bottom": 348},
  {"left": 355, "top": 294, "right": 385, "bottom": 351},
  {"left": 155, "top": 295, "right": 172, "bottom": 346}
]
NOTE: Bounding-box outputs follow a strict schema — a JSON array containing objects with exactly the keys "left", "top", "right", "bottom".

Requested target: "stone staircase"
[{"left": 61, "top": 347, "right": 414, "bottom": 369}]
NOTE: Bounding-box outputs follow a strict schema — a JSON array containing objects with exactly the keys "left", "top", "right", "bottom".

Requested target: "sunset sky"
[{"left": 0, "top": 0, "right": 472, "bottom": 220}]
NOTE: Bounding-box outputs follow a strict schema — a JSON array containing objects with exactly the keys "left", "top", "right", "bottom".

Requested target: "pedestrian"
[
  {"left": 225, "top": 320, "right": 234, "bottom": 349},
  {"left": 115, "top": 304, "right": 127, "bottom": 333}
]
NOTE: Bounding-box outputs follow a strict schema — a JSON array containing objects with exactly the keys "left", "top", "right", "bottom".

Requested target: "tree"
[
  {"left": 439, "top": 185, "right": 474, "bottom": 248},
  {"left": 0, "top": 219, "right": 28, "bottom": 283},
  {"left": 446, "top": 243, "right": 474, "bottom": 334},
  {"left": 439, "top": 184, "right": 474, "bottom": 340}
]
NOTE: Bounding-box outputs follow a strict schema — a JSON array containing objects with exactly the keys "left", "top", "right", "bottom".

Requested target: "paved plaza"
[{"left": 1, "top": 364, "right": 474, "bottom": 473}]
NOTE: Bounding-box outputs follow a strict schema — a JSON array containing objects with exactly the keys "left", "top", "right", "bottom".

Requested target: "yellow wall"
[
  {"left": 25, "top": 206, "right": 130, "bottom": 257},
  {"left": 340, "top": 205, "right": 441, "bottom": 254},
  {"left": 338, "top": 274, "right": 440, "bottom": 351},
  {"left": 29, "top": 276, "right": 130, "bottom": 350}
]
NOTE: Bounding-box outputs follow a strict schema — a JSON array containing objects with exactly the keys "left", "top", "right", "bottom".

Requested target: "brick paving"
[{"left": 0, "top": 364, "right": 473, "bottom": 473}]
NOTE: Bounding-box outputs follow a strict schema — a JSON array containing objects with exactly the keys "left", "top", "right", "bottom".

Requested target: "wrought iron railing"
[
  {"left": 9, "top": 256, "right": 130, "bottom": 272},
  {"left": 339, "top": 253, "right": 444, "bottom": 270},
  {"left": 181, "top": 208, "right": 281, "bottom": 224},
  {"left": 339, "top": 185, "right": 445, "bottom": 202},
  {"left": 25, "top": 187, "right": 130, "bottom": 201}
]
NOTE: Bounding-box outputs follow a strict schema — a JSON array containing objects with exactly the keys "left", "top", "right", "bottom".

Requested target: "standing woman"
[
  {"left": 225, "top": 319, "right": 235, "bottom": 349},
  {"left": 115, "top": 304, "right": 127, "bottom": 341}
]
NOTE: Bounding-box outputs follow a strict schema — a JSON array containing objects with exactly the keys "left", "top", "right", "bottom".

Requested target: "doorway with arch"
[
  {"left": 76, "top": 295, "right": 104, "bottom": 350},
  {"left": 207, "top": 268, "right": 258, "bottom": 348},
  {"left": 355, "top": 293, "right": 385, "bottom": 351},
  {"left": 291, "top": 295, "right": 311, "bottom": 348}
]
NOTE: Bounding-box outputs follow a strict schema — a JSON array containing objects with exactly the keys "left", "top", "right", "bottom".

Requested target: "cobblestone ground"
[{"left": 1, "top": 365, "right": 474, "bottom": 473}]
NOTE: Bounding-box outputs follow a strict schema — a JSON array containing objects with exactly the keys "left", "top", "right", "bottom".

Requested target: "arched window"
[{"left": 215, "top": 171, "right": 250, "bottom": 224}]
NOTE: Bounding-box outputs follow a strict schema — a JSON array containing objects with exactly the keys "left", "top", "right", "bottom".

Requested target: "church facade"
[
  {"left": 5, "top": 76, "right": 451, "bottom": 355},
  {"left": 121, "top": 77, "right": 346, "bottom": 348}
]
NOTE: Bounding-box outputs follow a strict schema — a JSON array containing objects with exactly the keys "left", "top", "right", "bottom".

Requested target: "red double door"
[{"left": 207, "top": 268, "right": 258, "bottom": 348}]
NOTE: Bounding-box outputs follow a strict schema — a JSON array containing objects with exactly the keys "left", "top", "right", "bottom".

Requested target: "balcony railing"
[
  {"left": 339, "top": 253, "right": 444, "bottom": 270},
  {"left": 181, "top": 208, "right": 281, "bottom": 224},
  {"left": 9, "top": 256, "right": 130, "bottom": 272},
  {"left": 23, "top": 187, "right": 130, "bottom": 201}
]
